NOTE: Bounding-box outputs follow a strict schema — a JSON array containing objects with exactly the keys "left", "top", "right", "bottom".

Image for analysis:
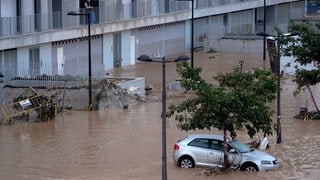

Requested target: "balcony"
[{"left": 0, "top": 0, "right": 260, "bottom": 39}]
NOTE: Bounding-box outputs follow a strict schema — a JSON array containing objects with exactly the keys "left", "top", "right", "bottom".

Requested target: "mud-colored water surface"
[{"left": 1, "top": 52, "right": 320, "bottom": 180}]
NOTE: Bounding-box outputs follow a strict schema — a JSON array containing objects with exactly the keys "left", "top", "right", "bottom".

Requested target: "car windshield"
[{"left": 229, "top": 139, "right": 251, "bottom": 153}]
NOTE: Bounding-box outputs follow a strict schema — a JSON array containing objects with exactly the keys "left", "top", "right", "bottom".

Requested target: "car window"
[
  {"left": 210, "top": 140, "right": 224, "bottom": 151},
  {"left": 229, "top": 139, "right": 251, "bottom": 153},
  {"left": 177, "top": 136, "right": 188, "bottom": 143},
  {"left": 188, "top": 138, "right": 209, "bottom": 149}
]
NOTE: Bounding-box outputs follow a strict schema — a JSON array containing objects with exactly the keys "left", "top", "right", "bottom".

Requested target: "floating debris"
[{"left": 0, "top": 87, "right": 62, "bottom": 125}]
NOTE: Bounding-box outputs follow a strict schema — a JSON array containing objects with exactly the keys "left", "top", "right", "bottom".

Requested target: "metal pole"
[
  {"left": 137, "top": 54, "right": 189, "bottom": 179},
  {"left": 88, "top": 13, "right": 92, "bottom": 110},
  {"left": 239, "top": 60, "right": 244, "bottom": 73},
  {"left": 191, "top": 0, "right": 194, "bottom": 68},
  {"left": 263, "top": 0, "right": 266, "bottom": 70},
  {"left": 161, "top": 56, "right": 167, "bottom": 180},
  {"left": 276, "top": 33, "right": 281, "bottom": 144}
]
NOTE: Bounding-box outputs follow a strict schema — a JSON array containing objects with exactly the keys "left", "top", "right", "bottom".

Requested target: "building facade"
[{"left": 0, "top": 0, "right": 316, "bottom": 85}]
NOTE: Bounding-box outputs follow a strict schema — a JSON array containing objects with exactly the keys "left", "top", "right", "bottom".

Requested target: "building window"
[
  {"left": 307, "top": 0, "right": 320, "bottom": 16},
  {"left": 34, "top": 0, "right": 41, "bottom": 31},
  {"left": 52, "top": 0, "right": 62, "bottom": 29},
  {"left": 16, "top": 0, "right": 21, "bottom": 32}
]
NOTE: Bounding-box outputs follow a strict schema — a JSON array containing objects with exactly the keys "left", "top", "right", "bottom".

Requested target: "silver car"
[{"left": 173, "top": 134, "right": 279, "bottom": 171}]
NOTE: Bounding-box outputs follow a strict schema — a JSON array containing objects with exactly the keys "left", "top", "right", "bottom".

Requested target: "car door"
[
  {"left": 208, "top": 140, "right": 224, "bottom": 167},
  {"left": 227, "top": 144, "right": 242, "bottom": 169},
  {"left": 187, "top": 138, "right": 210, "bottom": 165}
]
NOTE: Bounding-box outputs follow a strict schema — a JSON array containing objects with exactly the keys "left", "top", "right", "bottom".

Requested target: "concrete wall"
[
  {"left": 115, "top": 77, "right": 146, "bottom": 96},
  {"left": 210, "top": 37, "right": 263, "bottom": 53},
  {"left": 133, "top": 22, "right": 186, "bottom": 58},
  {"left": 208, "top": 23, "right": 263, "bottom": 53},
  {"left": 15, "top": 44, "right": 53, "bottom": 78}
]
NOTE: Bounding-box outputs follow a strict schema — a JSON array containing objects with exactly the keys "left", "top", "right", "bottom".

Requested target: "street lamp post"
[
  {"left": 263, "top": 0, "right": 266, "bottom": 69},
  {"left": 67, "top": 11, "right": 92, "bottom": 110},
  {"left": 191, "top": 0, "right": 194, "bottom": 68},
  {"left": 256, "top": 31, "right": 299, "bottom": 144},
  {"left": 176, "top": 0, "right": 194, "bottom": 68},
  {"left": 137, "top": 55, "right": 190, "bottom": 180},
  {"left": 276, "top": 32, "right": 281, "bottom": 143}
]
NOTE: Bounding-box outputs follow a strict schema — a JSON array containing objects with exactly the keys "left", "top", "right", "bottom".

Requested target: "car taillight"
[{"left": 174, "top": 144, "right": 180, "bottom": 151}]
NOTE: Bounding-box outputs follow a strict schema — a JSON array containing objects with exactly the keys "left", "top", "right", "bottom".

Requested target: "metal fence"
[{"left": 3, "top": 65, "right": 105, "bottom": 90}]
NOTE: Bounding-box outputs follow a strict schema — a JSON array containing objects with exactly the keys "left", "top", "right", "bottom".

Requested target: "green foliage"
[
  {"left": 167, "top": 62, "right": 278, "bottom": 138},
  {"left": 283, "top": 21, "right": 320, "bottom": 112},
  {"left": 293, "top": 69, "right": 320, "bottom": 96},
  {"left": 284, "top": 21, "right": 320, "bottom": 65}
]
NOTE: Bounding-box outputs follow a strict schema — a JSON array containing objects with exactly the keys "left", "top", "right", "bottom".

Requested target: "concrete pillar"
[
  {"left": 121, "top": 30, "right": 132, "bottom": 66},
  {"left": 103, "top": 34, "right": 114, "bottom": 70},
  {"left": 40, "top": 0, "right": 49, "bottom": 31},
  {"left": 123, "top": 0, "right": 131, "bottom": 20},
  {"left": 40, "top": 43, "right": 53, "bottom": 75},
  {"left": 17, "top": 48, "right": 29, "bottom": 78}
]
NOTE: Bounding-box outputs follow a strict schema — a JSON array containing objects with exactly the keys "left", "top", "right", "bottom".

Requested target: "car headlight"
[{"left": 261, "top": 160, "right": 272, "bottom": 165}]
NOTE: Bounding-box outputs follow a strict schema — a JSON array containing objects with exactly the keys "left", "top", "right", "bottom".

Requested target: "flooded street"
[{"left": 1, "top": 52, "right": 320, "bottom": 180}]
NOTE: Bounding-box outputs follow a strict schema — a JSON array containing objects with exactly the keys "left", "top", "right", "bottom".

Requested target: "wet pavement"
[{"left": 1, "top": 52, "right": 320, "bottom": 180}]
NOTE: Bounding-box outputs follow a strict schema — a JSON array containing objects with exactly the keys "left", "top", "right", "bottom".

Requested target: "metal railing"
[
  {"left": 0, "top": 0, "right": 260, "bottom": 39},
  {"left": 2, "top": 61, "right": 105, "bottom": 89}
]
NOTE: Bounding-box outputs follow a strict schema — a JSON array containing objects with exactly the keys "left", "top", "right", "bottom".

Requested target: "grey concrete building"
[{"left": 0, "top": 0, "right": 317, "bottom": 85}]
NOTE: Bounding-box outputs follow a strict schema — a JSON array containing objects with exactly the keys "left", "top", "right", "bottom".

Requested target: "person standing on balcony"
[{"left": 84, "top": 0, "right": 96, "bottom": 24}]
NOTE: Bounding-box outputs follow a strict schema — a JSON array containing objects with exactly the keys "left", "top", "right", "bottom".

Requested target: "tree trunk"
[
  {"left": 307, "top": 85, "right": 319, "bottom": 112},
  {"left": 223, "top": 129, "right": 229, "bottom": 170}
]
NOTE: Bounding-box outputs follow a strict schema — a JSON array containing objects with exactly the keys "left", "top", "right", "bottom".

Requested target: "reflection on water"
[{"left": 1, "top": 53, "right": 320, "bottom": 180}]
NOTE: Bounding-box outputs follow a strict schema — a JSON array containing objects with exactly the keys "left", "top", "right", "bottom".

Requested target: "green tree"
[
  {"left": 284, "top": 21, "right": 320, "bottom": 113},
  {"left": 167, "top": 62, "right": 278, "bottom": 170}
]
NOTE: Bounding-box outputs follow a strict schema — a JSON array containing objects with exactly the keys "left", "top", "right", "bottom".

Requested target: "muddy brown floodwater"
[{"left": 1, "top": 52, "right": 320, "bottom": 180}]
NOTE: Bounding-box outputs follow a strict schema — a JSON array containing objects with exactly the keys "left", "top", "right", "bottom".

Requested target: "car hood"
[{"left": 242, "top": 149, "right": 276, "bottom": 161}]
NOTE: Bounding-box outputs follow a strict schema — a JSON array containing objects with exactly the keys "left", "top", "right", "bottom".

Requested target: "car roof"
[{"left": 186, "top": 134, "right": 224, "bottom": 141}]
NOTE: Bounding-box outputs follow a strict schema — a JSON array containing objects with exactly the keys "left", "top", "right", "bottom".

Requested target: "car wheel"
[
  {"left": 179, "top": 156, "right": 194, "bottom": 168},
  {"left": 242, "top": 163, "right": 258, "bottom": 172}
]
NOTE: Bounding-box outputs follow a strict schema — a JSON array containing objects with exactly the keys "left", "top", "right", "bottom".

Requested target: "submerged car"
[{"left": 173, "top": 134, "right": 279, "bottom": 171}]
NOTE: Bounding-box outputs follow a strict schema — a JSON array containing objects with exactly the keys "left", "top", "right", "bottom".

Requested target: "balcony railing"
[{"left": 0, "top": 0, "right": 259, "bottom": 39}]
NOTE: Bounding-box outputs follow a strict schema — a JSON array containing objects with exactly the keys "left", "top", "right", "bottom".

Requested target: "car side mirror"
[{"left": 229, "top": 149, "right": 236, "bottom": 153}]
